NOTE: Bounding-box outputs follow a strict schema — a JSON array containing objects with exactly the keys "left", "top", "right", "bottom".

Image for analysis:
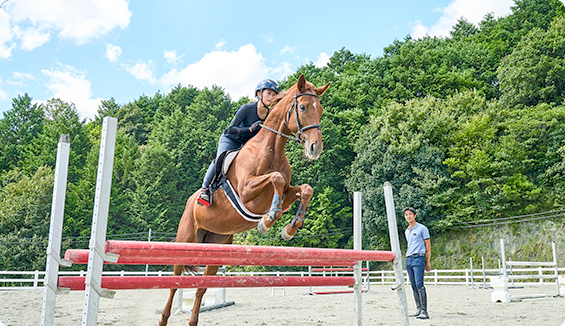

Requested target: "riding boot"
[
  {"left": 416, "top": 287, "right": 429, "bottom": 319},
  {"left": 409, "top": 289, "right": 421, "bottom": 317}
]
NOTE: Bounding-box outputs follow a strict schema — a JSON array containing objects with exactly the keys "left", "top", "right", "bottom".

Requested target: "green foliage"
[
  {"left": 499, "top": 16, "right": 565, "bottom": 106},
  {"left": 0, "top": 94, "right": 44, "bottom": 176},
  {"left": 0, "top": 167, "right": 53, "bottom": 270}
]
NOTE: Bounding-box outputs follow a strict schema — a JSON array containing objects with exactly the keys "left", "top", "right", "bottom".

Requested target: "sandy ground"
[{"left": 1, "top": 284, "right": 564, "bottom": 326}]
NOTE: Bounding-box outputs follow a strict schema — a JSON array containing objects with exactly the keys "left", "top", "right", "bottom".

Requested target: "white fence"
[{"left": 2, "top": 266, "right": 564, "bottom": 290}]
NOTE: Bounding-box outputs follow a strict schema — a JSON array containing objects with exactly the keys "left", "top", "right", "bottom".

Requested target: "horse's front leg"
[
  {"left": 240, "top": 172, "right": 287, "bottom": 234},
  {"left": 280, "top": 184, "right": 313, "bottom": 240}
]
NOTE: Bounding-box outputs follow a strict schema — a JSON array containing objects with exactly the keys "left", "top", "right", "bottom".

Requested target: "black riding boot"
[
  {"left": 409, "top": 289, "right": 421, "bottom": 317},
  {"left": 416, "top": 287, "right": 429, "bottom": 319}
]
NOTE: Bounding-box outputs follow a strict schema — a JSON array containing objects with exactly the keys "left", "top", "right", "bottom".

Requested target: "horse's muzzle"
[{"left": 305, "top": 141, "right": 322, "bottom": 159}]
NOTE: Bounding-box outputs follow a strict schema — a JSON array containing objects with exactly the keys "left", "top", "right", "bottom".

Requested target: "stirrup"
[{"left": 197, "top": 189, "right": 211, "bottom": 207}]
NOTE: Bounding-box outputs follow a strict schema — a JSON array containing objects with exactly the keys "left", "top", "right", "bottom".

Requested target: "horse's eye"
[{"left": 299, "top": 104, "right": 306, "bottom": 111}]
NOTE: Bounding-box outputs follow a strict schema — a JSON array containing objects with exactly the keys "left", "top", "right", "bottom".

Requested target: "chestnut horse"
[{"left": 158, "top": 74, "right": 330, "bottom": 326}]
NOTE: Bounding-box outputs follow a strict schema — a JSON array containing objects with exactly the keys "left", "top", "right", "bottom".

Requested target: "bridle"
[{"left": 259, "top": 91, "right": 321, "bottom": 144}]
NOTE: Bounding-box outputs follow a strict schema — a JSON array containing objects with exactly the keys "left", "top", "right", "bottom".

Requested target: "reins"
[{"left": 259, "top": 91, "right": 321, "bottom": 144}]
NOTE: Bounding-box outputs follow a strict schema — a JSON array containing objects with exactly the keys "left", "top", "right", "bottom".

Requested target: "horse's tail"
[{"left": 182, "top": 265, "right": 200, "bottom": 275}]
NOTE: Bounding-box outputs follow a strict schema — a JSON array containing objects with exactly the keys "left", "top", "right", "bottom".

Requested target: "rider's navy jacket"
[{"left": 224, "top": 102, "right": 263, "bottom": 145}]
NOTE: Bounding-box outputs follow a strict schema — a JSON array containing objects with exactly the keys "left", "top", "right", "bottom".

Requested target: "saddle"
[{"left": 207, "top": 149, "right": 264, "bottom": 221}]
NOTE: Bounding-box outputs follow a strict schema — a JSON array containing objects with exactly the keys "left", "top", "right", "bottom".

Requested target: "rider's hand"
[{"left": 250, "top": 121, "right": 262, "bottom": 133}]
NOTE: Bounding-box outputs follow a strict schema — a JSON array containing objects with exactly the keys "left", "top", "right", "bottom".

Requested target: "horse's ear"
[
  {"left": 297, "top": 74, "right": 307, "bottom": 93},
  {"left": 315, "top": 82, "right": 331, "bottom": 96}
]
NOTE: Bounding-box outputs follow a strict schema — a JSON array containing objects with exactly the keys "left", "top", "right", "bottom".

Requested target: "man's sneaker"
[{"left": 197, "top": 188, "right": 211, "bottom": 207}]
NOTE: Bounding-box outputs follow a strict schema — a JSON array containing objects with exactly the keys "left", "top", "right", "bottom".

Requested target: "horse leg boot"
[
  {"left": 409, "top": 288, "right": 421, "bottom": 317},
  {"left": 416, "top": 287, "right": 429, "bottom": 319},
  {"left": 257, "top": 193, "right": 283, "bottom": 234},
  {"left": 281, "top": 202, "right": 307, "bottom": 240},
  {"left": 281, "top": 184, "right": 313, "bottom": 240},
  {"left": 158, "top": 265, "right": 184, "bottom": 326}
]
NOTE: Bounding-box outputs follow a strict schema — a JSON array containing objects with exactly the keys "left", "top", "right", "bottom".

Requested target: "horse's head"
[{"left": 278, "top": 74, "right": 330, "bottom": 159}]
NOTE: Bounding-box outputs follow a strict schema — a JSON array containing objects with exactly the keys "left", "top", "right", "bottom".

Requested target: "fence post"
[
  {"left": 470, "top": 257, "right": 475, "bottom": 289},
  {"left": 552, "top": 241, "right": 561, "bottom": 296},
  {"left": 465, "top": 269, "right": 469, "bottom": 287},
  {"left": 383, "top": 182, "right": 410, "bottom": 326},
  {"left": 41, "top": 134, "right": 71, "bottom": 326},
  {"left": 353, "top": 192, "right": 363, "bottom": 326},
  {"left": 145, "top": 228, "right": 152, "bottom": 276},
  {"left": 82, "top": 117, "right": 118, "bottom": 326}
]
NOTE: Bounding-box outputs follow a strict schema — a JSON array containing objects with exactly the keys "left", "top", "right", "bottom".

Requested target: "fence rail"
[{"left": 2, "top": 266, "right": 564, "bottom": 290}]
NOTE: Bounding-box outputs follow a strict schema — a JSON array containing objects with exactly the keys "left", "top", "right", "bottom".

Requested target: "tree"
[
  {"left": 498, "top": 16, "right": 565, "bottom": 107},
  {"left": 93, "top": 97, "right": 121, "bottom": 125},
  {"left": 450, "top": 18, "right": 478, "bottom": 39},
  {"left": 0, "top": 94, "right": 44, "bottom": 175},
  {"left": 0, "top": 167, "right": 53, "bottom": 270},
  {"left": 21, "top": 98, "right": 89, "bottom": 183}
]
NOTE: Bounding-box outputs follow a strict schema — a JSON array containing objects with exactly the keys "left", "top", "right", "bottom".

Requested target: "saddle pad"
[
  {"left": 220, "top": 177, "right": 264, "bottom": 222},
  {"left": 222, "top": 150, "right": 239, "bottom": 175}
]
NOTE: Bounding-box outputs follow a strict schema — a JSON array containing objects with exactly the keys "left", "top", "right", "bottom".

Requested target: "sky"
[{"left": 0, "top": 0, "right": 522, "bottom": 120}]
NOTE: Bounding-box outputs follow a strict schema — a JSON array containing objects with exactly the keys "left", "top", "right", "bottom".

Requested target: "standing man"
[{"left": 404, "top": 206, "right": 431, "bottom": 319}]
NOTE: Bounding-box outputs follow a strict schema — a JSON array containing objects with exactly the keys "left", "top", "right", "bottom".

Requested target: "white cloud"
[
  {"left": 411, "top": 0, "right": 514, "bottom": 39},
  {"left": 1, "top": 0, "right": 131, "bottom": 58},
  {"left": 0, "top": 77, "right": 7, "bottom": 100},
  {"left": 13, "top": 71, "right": 35, "bottom": 80},
  {"left": 0, "top": 9, "right": 13, "bottom": 59},
  {"left": 159, "top": 44, "right": 290, "bottom": 100},
  {"left": 41, "top": 63, "right": 102, "bottom": 120},
  {"left": 164, "top": 50, "right": 184, "bottom": 64},
  {"left": 215, "top": 39, "right": 227, "bottom": 49},
  {"left": 13, "top": 25, "right": 51, "bottom": 50},
  {"left": 281, "top": 46, "right": 296, "bottom": 55},
  {"left": 123, "top": 61, "right": 157, "bottom": 84},
  {"left": 105, "top": 43, "right": 121, "bottom": 62},
  {"left": 7, "top": 71, "right": 35, "bottom": 86},
  {"left": 261, "top": 34, "right": 274, "bottom": 43},
  {"left": 314, "top": 52, "right": 330, "bottom": 68},
  {"left": 270, "top": 62, "right": 293, "bottom": 80}
]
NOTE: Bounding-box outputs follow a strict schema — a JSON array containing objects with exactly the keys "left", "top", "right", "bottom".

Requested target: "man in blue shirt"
[{"left": 404, "top": 206, "right": 431, "bottom": 319}]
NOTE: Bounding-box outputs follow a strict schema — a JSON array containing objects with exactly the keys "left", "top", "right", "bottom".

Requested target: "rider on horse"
[{"left": 197, "top": 79, "right": 281, "bottom": 206}]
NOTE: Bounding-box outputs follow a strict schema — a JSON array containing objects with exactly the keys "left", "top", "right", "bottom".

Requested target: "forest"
[{"left": 1, "top": 0, "right": 564, "bottom": 271}]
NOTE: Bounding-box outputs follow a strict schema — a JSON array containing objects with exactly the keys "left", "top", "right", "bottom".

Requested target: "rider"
[{"left": 197, "top": 79, "right": 281, "bottom": 207}]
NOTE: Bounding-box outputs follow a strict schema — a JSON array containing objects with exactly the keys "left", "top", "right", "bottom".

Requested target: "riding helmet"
[{"left": 256, "top": 79, "right": 279, "bottom": 97}]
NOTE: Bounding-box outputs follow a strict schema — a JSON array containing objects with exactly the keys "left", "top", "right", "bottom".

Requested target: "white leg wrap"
[
  {"left": 281, "top": 226, "right": 294, "bottom": 241},
  {"left": 257, "top": 218, "right": 271, "bottom": 234}
]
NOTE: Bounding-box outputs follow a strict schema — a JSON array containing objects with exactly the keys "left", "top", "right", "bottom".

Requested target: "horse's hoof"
[
  {"left": 257, "top": 218, "right": 271, "bottom": 234},
  {"left": 281, "top": 226, "right": 294, "bottom": 241}
]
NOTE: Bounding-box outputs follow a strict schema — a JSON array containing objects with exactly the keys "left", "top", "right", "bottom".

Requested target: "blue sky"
[{"left": 0, "top": 0, "right": 518, "bottom": 120}]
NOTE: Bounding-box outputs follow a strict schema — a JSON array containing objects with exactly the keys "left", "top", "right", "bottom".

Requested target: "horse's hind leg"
[
  {"left": 188, "top": 265, "right": 220, "bottom": 326},
  {"left": 189, "top": 233, "right": 232, "bottom": 326},
  {"left": 281, "top": 184, "right": 313, "bottom": 240},
  {"left": 158, "top": 264, "right": 184, "bottom": 326}
]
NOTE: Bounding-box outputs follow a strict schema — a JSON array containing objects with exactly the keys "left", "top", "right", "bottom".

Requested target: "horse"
[{"left": 158, "top": 74, "right": 330, "bottom": 326}]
